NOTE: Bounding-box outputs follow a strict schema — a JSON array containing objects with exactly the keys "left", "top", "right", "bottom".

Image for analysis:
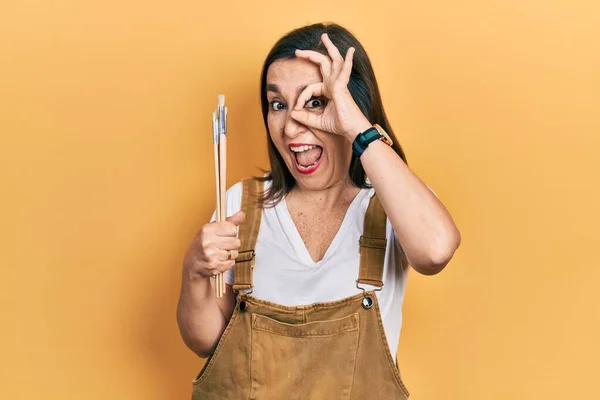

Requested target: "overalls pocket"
[{"left": 250, "top": 312, "right": 360, "bottom": 400}]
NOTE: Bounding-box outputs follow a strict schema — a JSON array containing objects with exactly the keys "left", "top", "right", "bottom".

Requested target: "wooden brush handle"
[
  {"left": 218, "top": 135, "right": 227, "bottom": 296},
  {"left": 219, "top": 135, "right": 227, "bottom": 221}
]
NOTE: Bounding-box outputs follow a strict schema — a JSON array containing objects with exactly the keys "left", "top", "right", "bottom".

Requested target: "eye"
[
  {"left": 269, "top": 100, "right": 286, "bottom": 112},
  {"left": 305, "top": 97, "right": 326, "bottom": 109}
]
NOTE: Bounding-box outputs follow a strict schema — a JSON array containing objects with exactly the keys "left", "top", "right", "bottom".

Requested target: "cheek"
[
  {"left": 266, "top": 114, "right": 276, "bottom": 134},
  {"left": 267, "top": 116, "right": 287, "bottom": 154},
  {"left": 267, "top": 115, "right": 283, "bottom": 143}
]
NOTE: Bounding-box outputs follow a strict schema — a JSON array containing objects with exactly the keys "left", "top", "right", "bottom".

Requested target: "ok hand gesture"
[{"left": 291, "top": 33, "right": 370, "bottom": 140}]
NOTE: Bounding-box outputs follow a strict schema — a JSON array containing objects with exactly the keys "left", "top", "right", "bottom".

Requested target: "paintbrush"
[{"left": 213, "top": 95, "right": 227, "bottom": 297}]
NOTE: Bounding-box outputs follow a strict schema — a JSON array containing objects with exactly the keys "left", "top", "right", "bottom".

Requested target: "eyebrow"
[{"left": 266, "top": 83, "right": 309, "bottom": 96}]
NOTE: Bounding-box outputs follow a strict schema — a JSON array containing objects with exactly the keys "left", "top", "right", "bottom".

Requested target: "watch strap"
[{"left": 352, "top": 127, "right": 383, "bottom": 158}]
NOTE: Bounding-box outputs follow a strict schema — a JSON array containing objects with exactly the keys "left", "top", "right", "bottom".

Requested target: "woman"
[{"left": 177, "top": 22, "right": 461, "bottom": 399}]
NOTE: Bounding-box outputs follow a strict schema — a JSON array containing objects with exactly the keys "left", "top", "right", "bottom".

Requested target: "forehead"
[{"left": 266, "top": 58, "right": 322, "bottom": 93}]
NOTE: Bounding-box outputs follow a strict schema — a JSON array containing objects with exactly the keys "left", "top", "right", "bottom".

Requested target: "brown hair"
[{"left": 255, "top": 22, "right": 408, "bottom": 207}]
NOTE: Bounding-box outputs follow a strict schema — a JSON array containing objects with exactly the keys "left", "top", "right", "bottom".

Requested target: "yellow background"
[{"left": 1, "top": 0, "right": 599, "bottom": 398}]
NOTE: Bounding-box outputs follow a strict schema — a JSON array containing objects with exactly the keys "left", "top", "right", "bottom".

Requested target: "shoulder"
[
  {"left": 224, "top": 177, "right": 273, "bottom": 214},
  {"left": 226, "top": 180, "right": 244, "bottom": 198}
]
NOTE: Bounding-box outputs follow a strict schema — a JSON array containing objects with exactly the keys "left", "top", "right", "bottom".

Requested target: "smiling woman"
[{"left": 177, "top": 22, "right": 461, "bottom": 399}]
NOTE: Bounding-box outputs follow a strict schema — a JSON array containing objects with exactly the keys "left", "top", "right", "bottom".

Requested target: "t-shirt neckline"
[{"left": 278, "top": 188, "right": 369, "bottom": 268}]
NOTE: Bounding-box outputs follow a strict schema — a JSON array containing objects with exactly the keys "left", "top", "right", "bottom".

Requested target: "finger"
[
  {"left": 320, "top": 33, "right": 343, "bottom": 73},
  {"left": 211, "top": 221, "right": 238, "bottom": 237},
  {"left": 213, "top": 248, "right": 230, "bottom": 262},
  {"left": 294, "top": 82, "right": 323, "bottom": 111},
  {"left": 214, "top": 247, "right": 239, "bottom": 262},
  {"left": 291, "top": 108, "right": 322, "bottom": 130},
  {"left": 226, "top": 210, "right": 246, "bottom": 226},
  {"left": 295, "top": 49, "right": 332, "bottom": 78},
  {"left": 216, "top": 236, "right": 242, "bottom": 251},
  {"left": 340, "top": 47, "right": 355, "bottom": 83},
  {"left": 209, "top": 259, "right": 235, "bottom": 275}
]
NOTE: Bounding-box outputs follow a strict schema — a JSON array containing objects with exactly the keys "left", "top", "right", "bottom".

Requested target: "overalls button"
[
  {"left": 362, "top": 296, "right": 373, "bottom": 309},
  {"left": 239, "top": 301, "right": 247, "bottom": 311}
]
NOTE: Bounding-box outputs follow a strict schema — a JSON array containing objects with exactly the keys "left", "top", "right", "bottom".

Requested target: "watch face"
[{"left": 374, "top": 124, "right": 393, "bottom": 146}]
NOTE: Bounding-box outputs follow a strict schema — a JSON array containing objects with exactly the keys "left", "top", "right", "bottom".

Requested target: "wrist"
[
  {"left": 182, "top": 271, "right": 215, "bottom": 299},
  {"left": 351, "top": 122, "right": 394, "bottom": 158},
  {"left": 345, "top": 117, "right": 372, "bottom": 142},
  {"left": 182, "top": 262, "right": 211, "bottom": 284}
]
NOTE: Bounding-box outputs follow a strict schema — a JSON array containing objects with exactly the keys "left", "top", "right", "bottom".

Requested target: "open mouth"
[{"left": 289, "top": 144, "right": 323, "bottom": 174}]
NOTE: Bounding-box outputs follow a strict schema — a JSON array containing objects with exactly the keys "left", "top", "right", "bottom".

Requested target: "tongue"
[{"left": 297, "top": 147, "right": 322, "bottom": 167}]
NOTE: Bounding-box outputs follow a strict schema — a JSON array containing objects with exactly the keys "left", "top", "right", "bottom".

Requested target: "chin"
[{"left": 289, "top": 168, "right": 344, "bottom": 192}]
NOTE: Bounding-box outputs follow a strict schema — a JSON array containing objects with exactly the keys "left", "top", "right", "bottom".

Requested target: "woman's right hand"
[{"left": 183, "top": 210, "right": 246, "bottom": 279}]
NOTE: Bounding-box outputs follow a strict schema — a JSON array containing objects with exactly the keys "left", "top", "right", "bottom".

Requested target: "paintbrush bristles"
[{"left": 218, "top": 94, "right": 225, "bottom": 107}]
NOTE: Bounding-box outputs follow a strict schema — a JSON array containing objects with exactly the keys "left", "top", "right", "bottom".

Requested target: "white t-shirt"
[{"left": 212, "top": 179, "right": 410, "bottom": 362}]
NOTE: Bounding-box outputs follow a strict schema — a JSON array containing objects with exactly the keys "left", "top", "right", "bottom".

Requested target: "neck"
[{"left": 287, "top": 177, "right": 360, "bottom": 211}]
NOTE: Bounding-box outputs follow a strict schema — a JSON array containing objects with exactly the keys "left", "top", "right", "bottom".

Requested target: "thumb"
[{"left": 226, "top": 210, "right": 246, "bottom": 226}]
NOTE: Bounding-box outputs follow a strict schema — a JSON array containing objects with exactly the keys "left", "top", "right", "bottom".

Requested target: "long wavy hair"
[{"left": 256, "top": 22, "right": 408, "bottom": 207}]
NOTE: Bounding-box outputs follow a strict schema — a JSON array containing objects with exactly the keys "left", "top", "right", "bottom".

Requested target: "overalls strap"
[
  {"left": 357, "top": 193, "right": 387, "bottom": 288},
  {"left": 232, "top": 178, "right": 264, "bottom": 291}
]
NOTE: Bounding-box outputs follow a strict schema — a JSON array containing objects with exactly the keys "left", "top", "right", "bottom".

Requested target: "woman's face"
[{"left": 265, "top": 57, "right": 353, "bottom": 191}]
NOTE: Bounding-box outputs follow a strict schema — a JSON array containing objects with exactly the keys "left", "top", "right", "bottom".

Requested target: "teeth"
[
  {"left": 298, "top": 159, "right": 319, "bottom": 169},
  {"left": 290, "top": 145, "right": 317, "bottom": 152}
]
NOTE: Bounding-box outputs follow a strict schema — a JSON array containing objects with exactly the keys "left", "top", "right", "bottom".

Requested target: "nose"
[{"left": 283, "top": 111, "right": 305, "bottom": 138}]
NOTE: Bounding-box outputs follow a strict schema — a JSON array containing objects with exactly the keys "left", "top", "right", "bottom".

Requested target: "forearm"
[
  {"left": 349, "top": 121, "right": 461, "bottom": 274},
  {"left": 176, "top": 273, "right": 227, "bottom": 358}
]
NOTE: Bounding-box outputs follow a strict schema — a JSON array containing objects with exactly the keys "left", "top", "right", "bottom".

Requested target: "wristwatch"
[{"left": 352, "top": 124, "right": 393, "bottom": 158}]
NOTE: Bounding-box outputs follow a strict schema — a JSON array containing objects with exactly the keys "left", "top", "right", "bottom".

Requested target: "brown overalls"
[{"left": 192, "top": 178, "right": 410, "bottom": 399}]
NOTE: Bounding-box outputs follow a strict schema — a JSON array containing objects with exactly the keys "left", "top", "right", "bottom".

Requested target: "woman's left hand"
[{"left": 292, "top": 33, "right": 371, "bottom": 141}]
